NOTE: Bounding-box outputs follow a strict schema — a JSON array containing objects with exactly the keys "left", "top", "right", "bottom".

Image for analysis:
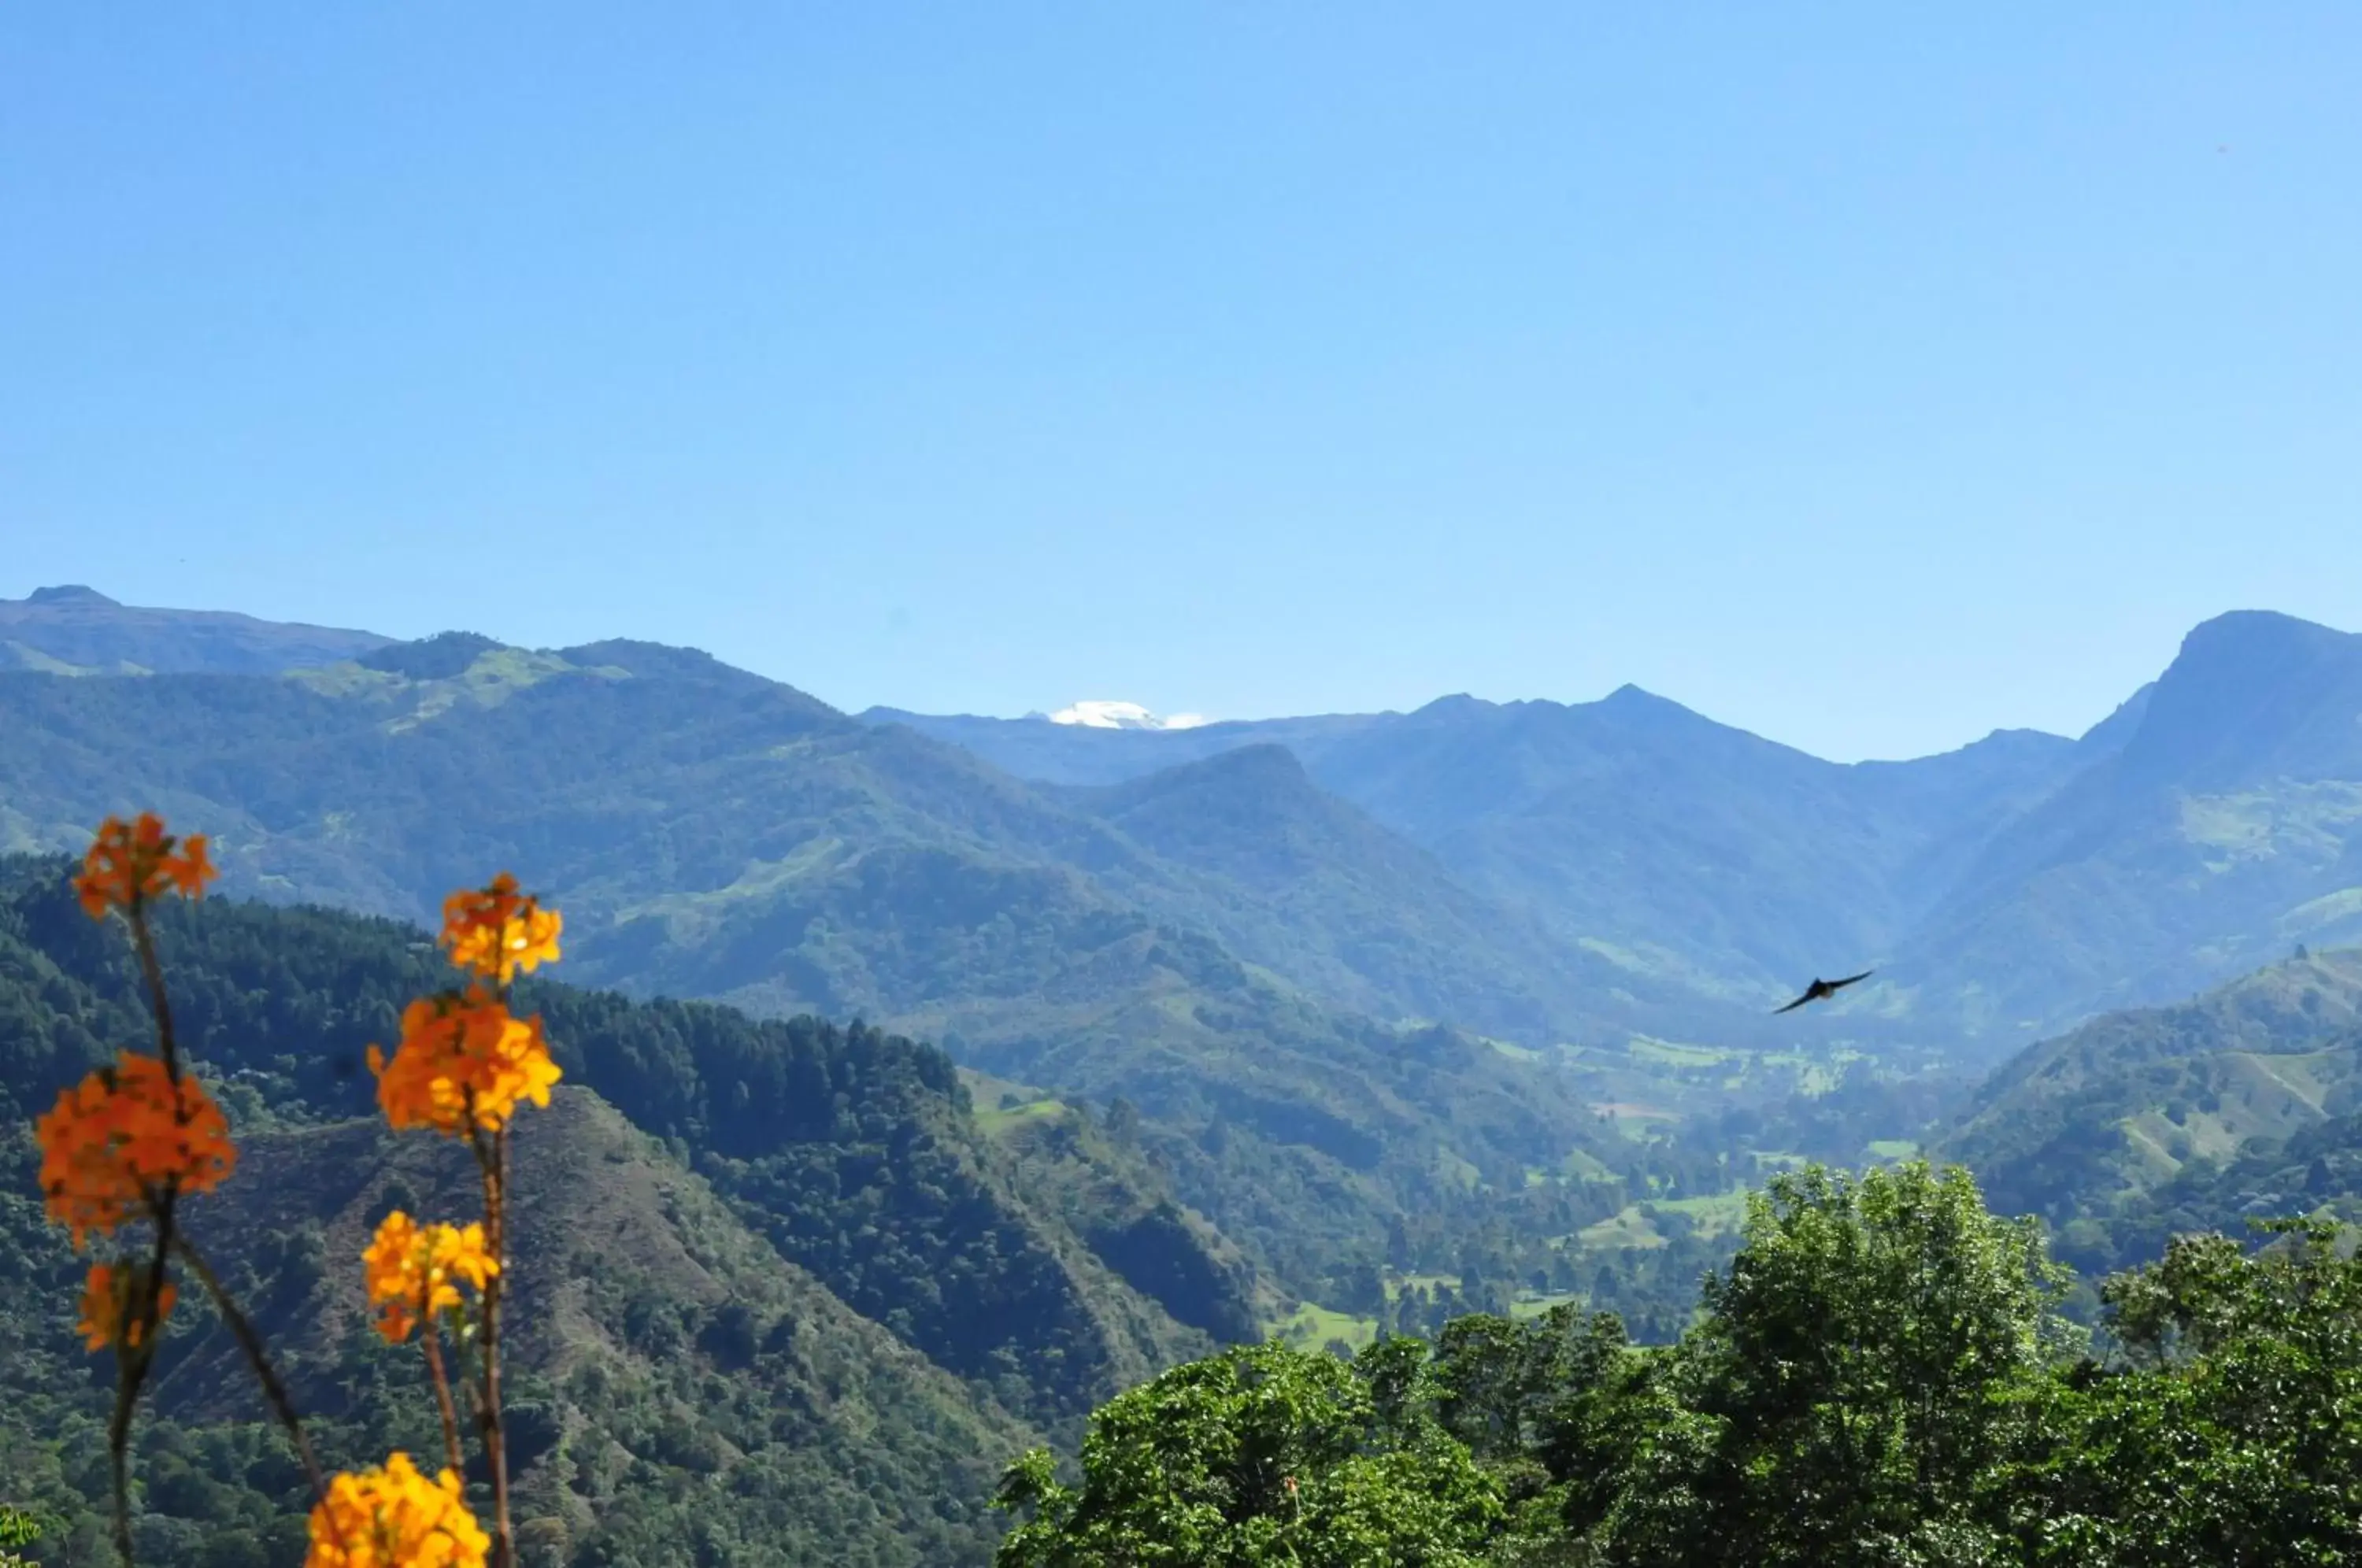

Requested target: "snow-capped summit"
[{"left": 1042, "top": 700, "right": 1212, "bottom": 731}]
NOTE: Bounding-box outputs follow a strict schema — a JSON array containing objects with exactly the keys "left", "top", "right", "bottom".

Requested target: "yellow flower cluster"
[
  {"left": 78, "top": 1261, "right": 177, "bottom": 1354},
  {"left": 439, "top": 873, "right": 562, "bottom": 984},
  {"left": 362, "top": 1211, "right": 498, "bottom": 1344},
  {"left": 75, "top": 812, "right": 216, "bottom": 919},
  {"left": 367, "top": 989, "right": 561, "bottom": 1135},
  {"left": 36, "top": 1052, "right": 237, "bottom": 1245},
  {"left": 305, "top": 1452, "right": 488, "bottom": 1568}
]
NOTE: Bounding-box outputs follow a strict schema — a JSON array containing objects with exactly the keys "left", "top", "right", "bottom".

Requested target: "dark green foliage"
[
  {"left": 994, "top": 1341, "right": 1501, "bottom": 1567},
  {"left": 1653, "top": 1163, "right": 2068, "bottom": 1566},
  {"left": 2012, "top": 1223, "right": 2362, "bottom": 1564},
  {"left": 987, "top": 1106, "right": 1261, "bottom": 1344},
  {"left": 1005, "top": 1160, "right": 2362, "bottom": 1567}
]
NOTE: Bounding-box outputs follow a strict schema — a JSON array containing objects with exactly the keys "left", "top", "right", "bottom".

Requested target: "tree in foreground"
[
  {"left": 994, "top": 1338, "right": 1501, "bottom": 1566},
  {"left": 993, "top": 1155, "right": 2362, "bottom": 1566},
  {"left": 1638, "top": 1161, "right": 2072, "bottom": 1567}
]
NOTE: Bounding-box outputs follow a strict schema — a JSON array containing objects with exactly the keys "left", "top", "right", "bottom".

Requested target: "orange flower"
[
  {"left": 361, "top": 1211, "right": 498, "bottom": 1344},
  {"left": 439, "top": 873, "right": 561, "bottom": 983},
  {"left": 78, "top": 1261, "right": 177, "bottom": 1354},
  {"left": 367, "top": 988, "right": 561, "bottom": 1135},
  {"left": 74, "top": 812, "right": 217, "bottom": 920},
  {"left": 305, "top": 1452, "right": 487, "bottom": 1568},
  {"left": 36, "top": 1053, "right": 236, "bottom": 1245}
]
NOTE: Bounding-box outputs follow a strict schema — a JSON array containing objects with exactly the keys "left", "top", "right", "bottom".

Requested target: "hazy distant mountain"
[
  {"left": 1051, "top": 742, "right": 1711, "bottom": 1044},
  {"left": 0, "top": 583, "right": 392, "bottom": 675},
  {"left": 1896, "top": 612, "right": 2362, "bottom": 1045},
  {"left": 859, "top": 705, "right": 1384, "bottom": 785},
  {"left": 869, "top": 616, "right": 2362, "bottom": 1046},
  {"left": 872, "top": 689, "right": 2094, "bottom": 1016}
]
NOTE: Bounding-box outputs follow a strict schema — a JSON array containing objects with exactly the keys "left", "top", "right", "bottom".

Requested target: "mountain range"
[
  {"left": 869, "top": 608, "right": 2362, "bottom": 1052},
  {"left": 13, "top": 583, "right": 2362, "bottom": 1071},
  {"left": 13, "top": 582, "right": 2362, "bottom": 1561}
]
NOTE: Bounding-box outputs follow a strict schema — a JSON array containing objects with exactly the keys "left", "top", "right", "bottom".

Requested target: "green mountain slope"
[
  {"left": 1051, "top": 742, "right": 1705, "bottom": 1045},
  {"left": 0, "top": 860, "right": 1238, "bottom": 1439},
  {"left": 1934, "top": 945, "right": 2362, "bottom": 1267},
  {"left": 129, "top": 1091, "right": 1024, "bottom": 1566},
  {"left": 0, "top": 948, "right": 1042, "bottom": 1562}
]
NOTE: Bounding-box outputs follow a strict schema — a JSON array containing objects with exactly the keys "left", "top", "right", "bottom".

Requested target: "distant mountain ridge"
[
  {"left": 871, "top": 610, "right": 2362, "bottom": 1053},
  {"left": 16, "top": 586, "right": 2362, "bottom": 1062},
  {"left": 0, "top": 583, "right": 391, "bottom": 675}
]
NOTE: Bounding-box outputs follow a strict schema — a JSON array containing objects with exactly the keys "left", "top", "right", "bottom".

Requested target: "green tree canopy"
[{"left": 994, "top": 1340, "right": 1501, "bottom": 1567}]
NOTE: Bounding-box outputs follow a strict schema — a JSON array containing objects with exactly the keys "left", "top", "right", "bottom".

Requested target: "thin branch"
[
  {"left": 128, "top": 910, "right": 180, "bottom": 1078},
  {"left": 423, "top": 1314, "right": 466, "bottom": 1477},
  {"left": 109, "top": 902, "right": 188, "bottom": 1568},
  {"left": 106, "top": 1336, "right": 146, "bottom": 1568},
  {"left": 171, "top": 1237, "right": 332, "bottom": 1509},
  {"left": 474, "top": 1122, "right": 516, "bottom": 1568}
]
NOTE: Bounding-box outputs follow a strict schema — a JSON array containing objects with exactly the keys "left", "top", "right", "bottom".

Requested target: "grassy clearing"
[
  {"left": 1575, "top": 1207, "right": 1667, "bottom": 1251},
  {"left": 975, "top": 1096, "right": 1069, "bottom": 1137},
  {"left": 1654, "top": 1189, "right": 1751, "bottom": 1236},
  {"left": 1269, "top": 1302, "right": 1379, "bottom": 1353},
  {"left": 1627, "top": 1037, "right": 1736, "bottom": 1068},
  {"left": 958, "top": 1067, "right": 1077, "bottom": 1138}
]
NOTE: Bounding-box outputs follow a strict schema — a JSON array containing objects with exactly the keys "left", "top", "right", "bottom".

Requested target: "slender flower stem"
[
  {"left": 422, "top": 1314, "right": 466, "bottom": 1477},
  {"left": 105, "top": 1337, "right": 146, "bottom": 1568},
  {"left": 111, "top": 902, "right": 190, "bottom": 1568},
  {"left": 128, "top": 906, "right": 181, "bottom": 1078},
  {"left": 470, "top": 1115, "right": 515, "bottom": 1568},
  {"left": 171, "top": 1237, "right": 333, "bottom": 1510}
]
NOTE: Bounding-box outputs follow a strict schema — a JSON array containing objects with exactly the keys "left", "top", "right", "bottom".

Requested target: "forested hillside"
[
  {"left": 1936, "top": 945, "right": 2362, "bottom": 1274},
  {"left": 0, "top": 859, "right": 1264, "bottom": 1563}
]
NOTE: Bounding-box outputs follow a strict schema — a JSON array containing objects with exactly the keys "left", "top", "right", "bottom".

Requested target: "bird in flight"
[{"left": 1774, "top": 970, "right": 1873, "bottom": 1014}]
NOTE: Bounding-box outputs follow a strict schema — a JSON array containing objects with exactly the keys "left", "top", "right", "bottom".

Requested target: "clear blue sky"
[{"left": 6, "top": 5, "right": 2358, "bottom": 760}]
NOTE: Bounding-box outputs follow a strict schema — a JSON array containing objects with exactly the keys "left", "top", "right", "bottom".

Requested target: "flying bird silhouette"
[{"left": 1774, "top": 971, "right": 1873, "bottom": 1015}]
